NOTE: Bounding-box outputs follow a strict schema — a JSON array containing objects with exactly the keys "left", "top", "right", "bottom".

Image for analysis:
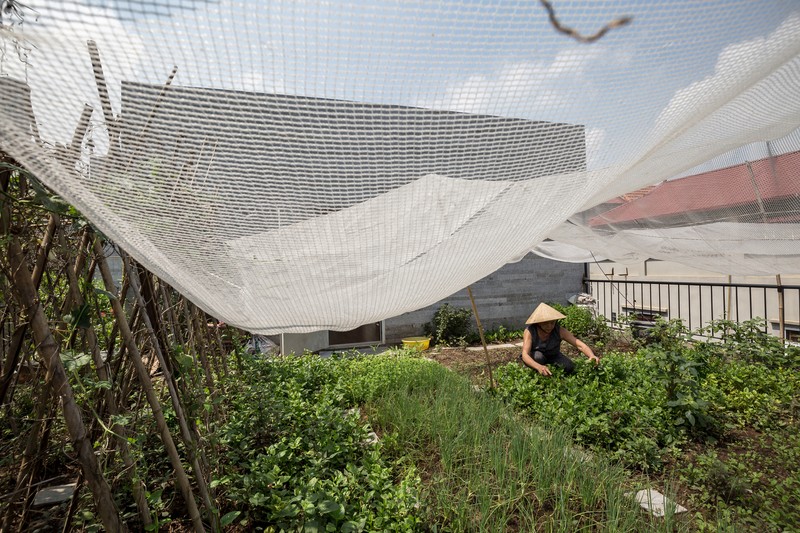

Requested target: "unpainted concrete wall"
[{"left": 384, "top": 253, "right": 585, "bottom": 343}]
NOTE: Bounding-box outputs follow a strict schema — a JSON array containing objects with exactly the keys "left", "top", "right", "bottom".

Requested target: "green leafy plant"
[
  {"left": 494, "top": 352, "right": 670, "bottom": 471},
  {"left": 550, "top": 302, "right": 612, "bottom": 343},
  {"left": 483, "top": 324, "right": 523, "bottom": 343},
  {"left": 215, "top": 354, "right": 422, "bottom": 531},
  {"left": 423, "top": 303, "right": 473, "bottom": 346},
  {"left": 643, "top": 319, "right": 719, "bottom": 439},
  {"left": 702, "top": 318, "right": 800, "bottom": 369}
]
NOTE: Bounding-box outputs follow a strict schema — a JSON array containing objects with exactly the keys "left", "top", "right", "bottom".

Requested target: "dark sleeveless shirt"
[{"left": 526, "top": 324, "right": 562, "bottom": 357}]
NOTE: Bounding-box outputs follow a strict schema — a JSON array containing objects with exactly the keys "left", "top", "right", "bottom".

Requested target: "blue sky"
[{"left": 3, "top": 0, "right": 800, "bottom": 171}]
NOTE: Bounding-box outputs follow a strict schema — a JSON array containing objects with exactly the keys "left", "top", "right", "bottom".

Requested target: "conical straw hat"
[{"left": 525, "top": 303, "right": 566, "bottom": 325}]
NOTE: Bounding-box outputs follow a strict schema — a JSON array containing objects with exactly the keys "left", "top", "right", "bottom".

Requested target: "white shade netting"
[{"left": 1, "top": 1, "right": 799, "bottom": 333}]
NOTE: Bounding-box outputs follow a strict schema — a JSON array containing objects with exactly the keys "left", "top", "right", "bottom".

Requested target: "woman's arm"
[
  {"left": 560, "top": 327, "right": 600, "bottom": 364},
  {"left": 521, "top": 327, "right": 552, "bottom": 376}
]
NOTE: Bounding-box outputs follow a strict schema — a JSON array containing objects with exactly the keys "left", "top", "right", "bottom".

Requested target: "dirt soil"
[
  {"left": 425, "top": 344, "right": 521, "bottom": 385},
  {"left": 423, "top": 335, "right": 636, "bottom": 384}
]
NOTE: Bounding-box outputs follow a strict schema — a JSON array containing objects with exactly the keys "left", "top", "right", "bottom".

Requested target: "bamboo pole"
[
  {"left": 93, "top": 240, "right": 206, "bottom": 533},
  {"left": 212, "top": 320, "right": 229, "bottom": 378},
  {"left": 60, "top": 231, "right": 152, "bottom": 528},
  {"left": 61, "top": 471, "right": 84, "bottom": 533},
  {"left": 0, "top": 213, "right": 59, "bottom": 406},
  {"left": 18, "top": 399, "right": 57, "bottom": 529},
  {"left": 196, "top": 305, "right": 223, "bottom": 382},
  {"left": 0, "top": 325, "right": 27, "bottom": 408},
  {"left": 121, "top": 253, "right": 220, "bottom": 533},
  {"left": 191, "top": 304, "right": 219, "bottom": 415},
  {"left": 108, "top": 275, "right": 133, "bottom": 383},
  {"left": 159, "top": 281, "right": 184, "bottom": 347},
  {"left": 31, "top": 213, "right": 59, "bottom": 290},
  {"left": 467, "top": 286, "right": 494, "bottom": 390},
  {"left": 777, "top": 274, "right": 785, "bottom": 344},
  {"left": 6, "top": 238, "right": 126, "bottom": 533},
  {"left": 187, "top": 303, "right": 218, "bottom": 477},
  {"left": 180, "top": 299, "right": 204, "bottom": 394},
  {"left": 1, "top": 369, "right": 50, "bottom": 531},
  {"left": 117, "top": 305, "right": 142, "bottom": 403}
]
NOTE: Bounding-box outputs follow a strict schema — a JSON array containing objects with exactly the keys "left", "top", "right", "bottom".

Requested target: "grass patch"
[
  {"left": 490, "top": 318, "right": 800, "bottom": 531},
  {"left": 364, "top": 359, "right": 681, "bottom": 532},
  {"left": 210, "top": 350, "right": 677, "bottom": 531}
]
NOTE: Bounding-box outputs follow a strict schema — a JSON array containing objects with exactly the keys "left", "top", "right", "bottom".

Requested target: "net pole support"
[{"left": 467, "top": 286, "right": 494, "bottom": 390}]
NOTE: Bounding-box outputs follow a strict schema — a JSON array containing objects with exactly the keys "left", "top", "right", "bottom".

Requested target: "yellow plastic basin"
[{"left": 402, "top": 336, "right": 431, "bottom": 350}]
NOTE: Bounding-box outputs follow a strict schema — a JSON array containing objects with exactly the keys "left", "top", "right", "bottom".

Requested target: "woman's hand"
[
  {"left": 569, "top": 334, "right": 600, "bottom": 365},
  {"left": 534, "top": 362, "right": 552, "bottom": 376}
]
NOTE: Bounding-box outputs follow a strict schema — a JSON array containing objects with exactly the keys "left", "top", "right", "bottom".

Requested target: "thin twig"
[{"left": 539, "top": 0, "right": 632, "bottom": 43}]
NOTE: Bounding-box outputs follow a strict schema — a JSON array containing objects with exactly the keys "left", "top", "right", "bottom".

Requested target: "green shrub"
[
  {"left": 217, "top": 354, "right": 423, "bottom": 531},
  {"left": 483, "top": 324, "right": 523, "bottom": 343},
  {"left": 550, "top": 302, "right": 612, "bottom": 343},
  {"left": 703, "top": 360, "right": 799, "bottom": 430},
  {"left": 702, "top": 318, "right": 800, "bottom": 369},
  {"left": 494, "top": 352, "right": 671, "bottom": 471},
  {"left": 643, "top": 319, "right": 720, "bottom": 439},
  {"left": 423, "top": 303, "right": 473, "bottom": 346}
]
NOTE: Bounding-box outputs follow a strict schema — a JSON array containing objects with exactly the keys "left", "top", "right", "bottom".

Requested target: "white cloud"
[
  {"left": 651, "top": 13, "right": 800, "bottom": 141},
  {"left": 414, "top": 44, "right": 607, "bottom": 120},
  {"left": 547, "top": 46, "right": 604, "bottom": 77}
]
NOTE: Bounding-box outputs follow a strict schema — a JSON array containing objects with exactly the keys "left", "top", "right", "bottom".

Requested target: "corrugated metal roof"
[{"left": 590, "top": 151, "right": 800, "bottom": 228}]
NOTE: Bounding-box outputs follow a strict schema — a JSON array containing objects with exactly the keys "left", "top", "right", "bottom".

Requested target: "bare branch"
[{"left": 539, "top": 0, "right": 632, "bottom": 43}]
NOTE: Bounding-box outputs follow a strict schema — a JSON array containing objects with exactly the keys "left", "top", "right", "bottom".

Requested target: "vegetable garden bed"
[{"left": 430, "top": 318, "right": 800, "bottom": 532}]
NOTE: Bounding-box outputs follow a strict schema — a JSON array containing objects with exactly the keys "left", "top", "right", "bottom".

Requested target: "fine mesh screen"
[{"left": 1, "top": 1, "right": 799, "bottom": 332}]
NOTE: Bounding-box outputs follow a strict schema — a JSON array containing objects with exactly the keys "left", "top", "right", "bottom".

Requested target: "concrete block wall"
[{"left": 384, "top": 253, "right": 585, "bottom": 343}]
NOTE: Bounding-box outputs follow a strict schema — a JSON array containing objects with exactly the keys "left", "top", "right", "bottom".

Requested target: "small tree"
[{"left": 424, "top": 304, "right": 473, "bottom": 346}]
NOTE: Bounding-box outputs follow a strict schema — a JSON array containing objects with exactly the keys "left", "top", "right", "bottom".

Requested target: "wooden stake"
[{"left": 467, "top": 286, "right": 494, "bottom": 390}]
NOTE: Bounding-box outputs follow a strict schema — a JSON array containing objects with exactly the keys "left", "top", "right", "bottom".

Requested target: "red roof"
[
  {"left": 590, "top": 150, "right": 800, "bottom": 227},
  {"left": 619, "top": 185, "right": 656, "bottom": 203}
]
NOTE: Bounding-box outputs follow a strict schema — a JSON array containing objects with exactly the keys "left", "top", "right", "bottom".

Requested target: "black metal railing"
[{"left": 586, "top": 278, "right": 800, "bottom": 341}]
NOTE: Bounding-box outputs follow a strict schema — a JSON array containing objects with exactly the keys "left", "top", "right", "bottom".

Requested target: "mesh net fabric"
[{"left": 1, "top": 1, "right": 799, "bottom": 333}]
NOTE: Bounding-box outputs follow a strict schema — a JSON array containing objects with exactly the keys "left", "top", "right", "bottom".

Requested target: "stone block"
[
  {"left": 33, "top": 483, "right": 76, "bottom": 507},
  {"left": 630, "top": 489, "right": 688, "bottom": 517}
]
